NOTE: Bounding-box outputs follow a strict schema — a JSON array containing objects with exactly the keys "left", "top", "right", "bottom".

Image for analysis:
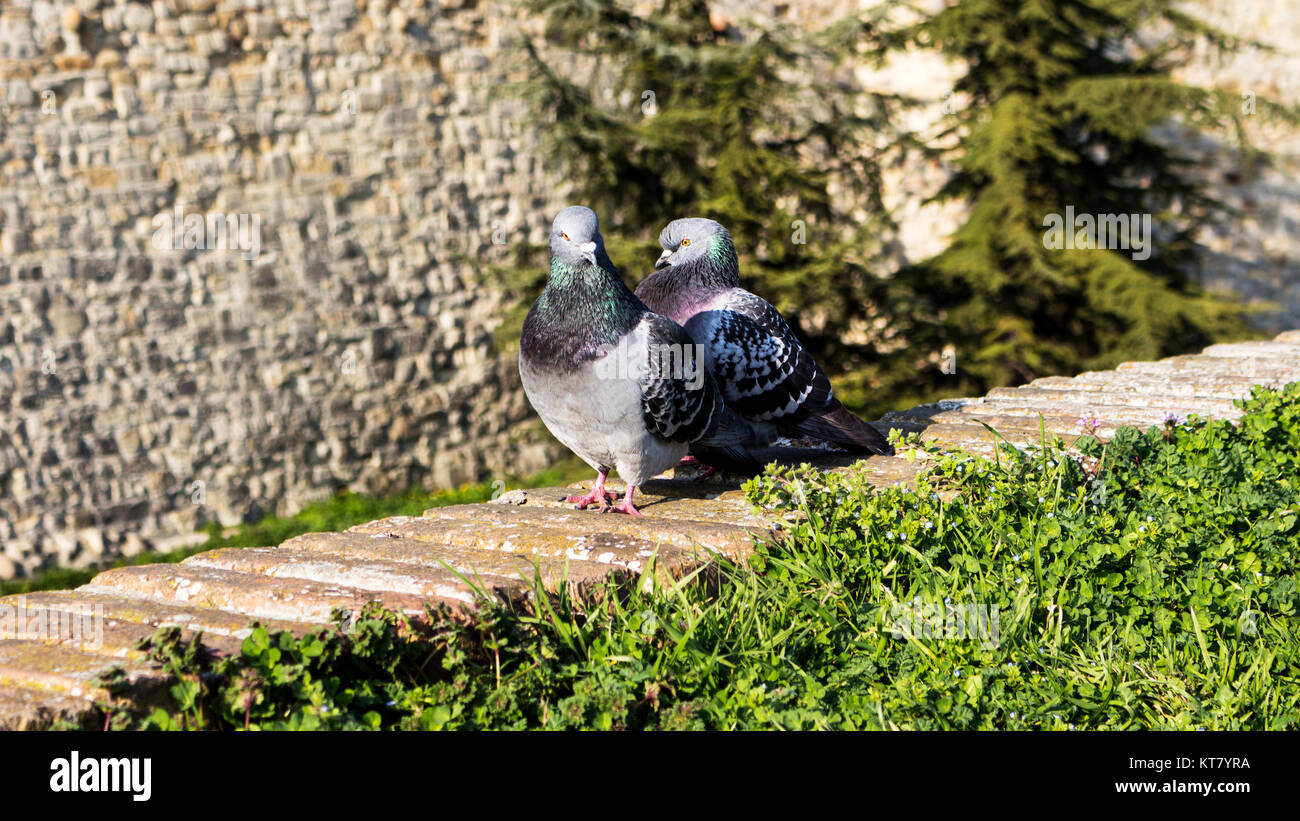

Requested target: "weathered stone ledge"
[{"left": 1, "top": 331, "right": 1297, "bottom": 729}]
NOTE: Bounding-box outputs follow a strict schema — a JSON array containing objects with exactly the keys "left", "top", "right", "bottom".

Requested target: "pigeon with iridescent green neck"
[
  {"left": 635, "top": 217, "right": 893, "bottom": 456},
  {"left": 519, "top": 207, "right": 761, "bottom": 515}
]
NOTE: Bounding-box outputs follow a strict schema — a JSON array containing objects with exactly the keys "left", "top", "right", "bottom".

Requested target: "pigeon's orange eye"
[
  {"left": 681, "top": 238, "right": 691, "bottom": 246},
  {"left": 562, "top": 232, "right": 570, "bottom": 241}
]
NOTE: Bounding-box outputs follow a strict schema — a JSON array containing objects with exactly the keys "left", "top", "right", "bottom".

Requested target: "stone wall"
[
  {"left": 1168, "top": 0, "right": 1300, "bottom": 330},
  {"left": 0, "top": 0, "right": 567, "bottom": 578},
  {"left": 0, "top": 0, "right": 1296, "bottom": 579}
]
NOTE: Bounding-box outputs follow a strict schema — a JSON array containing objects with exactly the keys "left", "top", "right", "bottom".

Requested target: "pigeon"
[
  {"left": 519, "top": 206, "right": 761, "bottom": 515},
  {"left": 634, "top": 217, "right": 894, "bottom": 456}
]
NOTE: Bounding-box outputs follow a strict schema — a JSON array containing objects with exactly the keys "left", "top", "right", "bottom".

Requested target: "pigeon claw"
[
  {"left": 677, "top": 455, "right": 719, "bottom": 480},
  {"left": 607, "top": 498, "right": 642, "bottom": 516},
  {"left": 567, "top": 471, "right": 616, "bottom": 510},
  {"left": 692, "top": 463, "right": 720, "bottom": 482},
  {"left": 603, "top": 484, "right": 642, "bottom": 515},
  {"left": 566, "top": 489, "right": 616, "bottom": 509}
]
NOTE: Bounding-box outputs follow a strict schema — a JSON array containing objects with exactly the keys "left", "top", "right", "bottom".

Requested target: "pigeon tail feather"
[
  {"left": 792, "top": 401, "right": 894, "bottom": 456},
  {"left": 689, "top": 444, "right": 764, "bottom": 477},
  {"left": 691, "top": 404, "right": 764, "bottom": 476}
]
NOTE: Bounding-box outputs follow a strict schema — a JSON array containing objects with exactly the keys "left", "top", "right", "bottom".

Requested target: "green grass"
[
  {"left": 2, "top": 456, "right": 590, "bottom": 598},
  {"left": 89, "top": 384, "right": 1300, "bottom": 730}
]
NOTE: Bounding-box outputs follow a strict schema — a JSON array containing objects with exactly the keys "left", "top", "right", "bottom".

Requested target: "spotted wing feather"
[
  {"left": 689, "top": 291, "right": 832, "bottom": 424},
  {"left": 637, "top": 314, "right": 719, "bottom": 443}
]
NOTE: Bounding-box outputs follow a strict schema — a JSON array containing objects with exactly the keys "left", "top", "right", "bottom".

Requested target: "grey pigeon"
[
  {"left": 519, "top": 207, "right": 761, "bottom": 515},
  {"left": 635, "top": 217, "right": 893, "bottom": 456}
]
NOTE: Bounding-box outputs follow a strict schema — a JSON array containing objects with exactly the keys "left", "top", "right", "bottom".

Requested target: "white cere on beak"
[
  {"left": 578, "top": 240, "right": 597, "bottom": 265},
  {"left": 654, "top": 248, "right": 673, "bottom": 269}
]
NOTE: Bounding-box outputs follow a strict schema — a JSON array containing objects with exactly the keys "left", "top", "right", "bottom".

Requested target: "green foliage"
[
  {"left": 894, "top": 0, "right": 1287, "bottom": 398},
  {"left": 113, "top": 604, "right": 445, "bottom": 731},
  {"left": 103, "top": 384, "right": 1300, "bottom": 730},
  {"left": 0, "top": 456, "right": 590, "bottom": 597}
]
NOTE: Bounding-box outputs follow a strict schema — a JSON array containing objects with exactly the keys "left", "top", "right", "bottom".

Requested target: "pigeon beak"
[
  {"left": 654, "top": 249, "right": 673, "bottom": 269},
  {"left": 578, "top": 241, "right": 597, "bottom": 266}
]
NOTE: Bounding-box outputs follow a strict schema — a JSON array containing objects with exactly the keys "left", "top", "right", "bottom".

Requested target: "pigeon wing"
[
  {"left": 690, "top": 290, "right": 832, "bottom": 423},
  {"left": 637, "top": 313, "right": 719, "bottom": 443}
]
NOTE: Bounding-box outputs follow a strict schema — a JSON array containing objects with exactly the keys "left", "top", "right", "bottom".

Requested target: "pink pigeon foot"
[
  {"left": 606, "top": 484, "right": 643, "bottom": 516},
  {"left": 692, "top": 464, "right": 719, "bottom": 481},
  {"left": 566, "top": 471, "right": 616, "bottom": 510},
  {"left": 676, "top": 454, "right": 718, "bottom": 480}
]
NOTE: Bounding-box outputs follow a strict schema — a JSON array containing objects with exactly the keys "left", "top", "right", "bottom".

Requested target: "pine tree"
[{"left": 894, "top": 0, "right": 1287, "bottom": 398}]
